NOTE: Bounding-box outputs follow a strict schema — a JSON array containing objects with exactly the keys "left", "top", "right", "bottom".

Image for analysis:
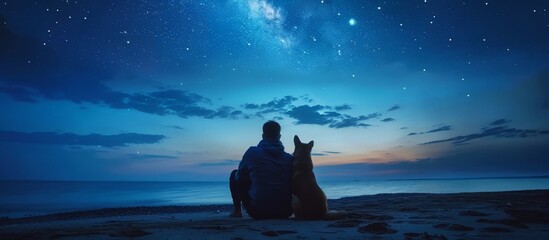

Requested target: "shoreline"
[{"left": 2, "top": 190, "right": 549, "bottom": 239}]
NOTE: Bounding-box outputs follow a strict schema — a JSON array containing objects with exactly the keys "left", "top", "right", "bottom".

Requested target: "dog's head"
[{"left": 293, "top": 135, "right": 314, "bottom": 159}]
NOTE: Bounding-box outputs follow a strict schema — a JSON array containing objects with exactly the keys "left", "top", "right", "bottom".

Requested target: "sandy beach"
[{"left": 1, "top": 190, "right": 548, "bottom": 240}]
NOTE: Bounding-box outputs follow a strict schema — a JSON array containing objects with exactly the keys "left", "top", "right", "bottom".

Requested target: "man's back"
[
  {"left": 239, "top": 139, "right": 293, "bottom": 217},
  {"left": 229, "top": 120, "right": 293, "bottom": 219}
]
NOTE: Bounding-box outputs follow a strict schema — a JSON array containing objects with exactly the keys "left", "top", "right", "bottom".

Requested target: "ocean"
[{"left": 1, "top": 177, "right": 548, "bottom": 218}]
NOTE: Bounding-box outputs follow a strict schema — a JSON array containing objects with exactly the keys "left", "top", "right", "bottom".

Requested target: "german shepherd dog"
[{"left": 292, "top": 135, "right": 343, "bottom": 220}]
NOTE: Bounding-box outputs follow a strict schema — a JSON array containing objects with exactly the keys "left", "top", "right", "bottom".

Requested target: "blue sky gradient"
[{"left": 1, "top": 0, "right": 548, "bottom": 181}]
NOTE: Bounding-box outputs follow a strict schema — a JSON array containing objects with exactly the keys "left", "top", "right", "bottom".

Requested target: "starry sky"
[{"left": 1, "top": 0, "right": 548, "bottom": 181}]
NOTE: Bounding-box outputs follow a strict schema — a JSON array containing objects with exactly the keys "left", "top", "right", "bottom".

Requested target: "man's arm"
[{"left": 236, "top": 149, "right": 251, "bottom": 182}]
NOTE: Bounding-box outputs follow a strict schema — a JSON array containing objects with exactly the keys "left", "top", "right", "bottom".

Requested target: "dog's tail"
[{"left": 323, "top": 210, "right": 347, "bottom": 220}]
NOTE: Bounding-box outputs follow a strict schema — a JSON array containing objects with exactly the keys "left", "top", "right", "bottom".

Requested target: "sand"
[{"left": 1, "top": 190, "right": 549, "bottom": 239}]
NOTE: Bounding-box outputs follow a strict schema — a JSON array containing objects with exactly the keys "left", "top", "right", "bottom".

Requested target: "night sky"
[{"left": 1, "top": 0, "right": 548, "bottom": 181}]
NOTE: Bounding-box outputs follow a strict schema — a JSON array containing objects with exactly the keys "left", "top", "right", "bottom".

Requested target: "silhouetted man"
[{"left": 229, "top": 121, "right": 293, "bottom": 219}]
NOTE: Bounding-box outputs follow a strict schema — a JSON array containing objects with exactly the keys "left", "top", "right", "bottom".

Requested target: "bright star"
[{"left": 348, "top": 18, "right": 356, "bottom": 26}]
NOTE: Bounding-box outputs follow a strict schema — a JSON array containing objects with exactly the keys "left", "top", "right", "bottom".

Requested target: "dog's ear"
[
  {"left": 294, "top": 135, "right": 301, "bottom": 145},
  {"left": 308, "top": 141, "right": 314, "bottom": 148}
]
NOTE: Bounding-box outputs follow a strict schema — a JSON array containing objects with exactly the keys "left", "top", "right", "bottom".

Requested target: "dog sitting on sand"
[{"left": 292, "top": 135, "right": 344, "bottom": 220}]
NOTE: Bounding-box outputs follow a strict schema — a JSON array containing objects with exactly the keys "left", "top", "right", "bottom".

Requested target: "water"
[{"left": 1, "top": 177, "right": 548, "bottom": 218}]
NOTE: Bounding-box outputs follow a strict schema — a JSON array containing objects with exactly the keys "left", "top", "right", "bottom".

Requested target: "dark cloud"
[
  {"left": 426, "top": 125, "right": 452, "bottom": 133},
  {"left": 263, "top": 96, "right": 298, "bottom": 109},
  {"left": 0, "top": 19, "right": 242, "bottom": 120},
  {"left": 204, "top": 106, "right": 242, "bottom": 119},
  {"left": 312, "top": 151, "right": 341, "bottom": 156},
  {"left": 490, "top": 119, "right": 511, "bottom": 126},
  {"left": 315, "top": 142, "right": 549, "bottom": 181},
  {"left": 299, "top": 95, "right": 314, "bottom": 103},
  {"left": 243, "top": 103, "right": 260, "bottom": 109},
  {"left": 311, "top": 153, "right": 328, "bottom": 156},
  {"left": 245, "top": 97, "right": 382, "bottom": 128},
  {"left": 284, "top": 104, "right": 380, "bottom": 128},
  {"left": 381, "top": 118, "right": 395, "bottom": 122},
  {"left": 242, "top": 96, "right": 301, "bottom": 119},
  {"left": 245, "top": 96, "right": 297, "bottom": 113},
  {"left": 335, "top": 104, "right": 352, "bottom": 111},
  {"left": 400, "top": 127, "right": 408, "bottom": 130},
  {"left": 422, "top": 126, "right": 549, "bottom": 145},
  {"left": 387, "top": 105, "right": 401, "bottom": 111},
  {"left": 328, "top": 115, "right": 373, "bottom": 128},
  {"left": 286, "top": 105, "right": 333, "bottom": 125},
  {"left": 408, "top": 125, "right": 451, "bottom": 137},
  {"left": 0, "top": 131, "right": 165, "bottom": 147},
  {"left": 170, "top": 125, "right": 185, "bottom": 130}
]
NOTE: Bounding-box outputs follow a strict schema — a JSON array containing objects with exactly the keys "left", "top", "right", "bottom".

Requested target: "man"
[{"left": 229, "top": 121, "right": 294, "bottom": 219}]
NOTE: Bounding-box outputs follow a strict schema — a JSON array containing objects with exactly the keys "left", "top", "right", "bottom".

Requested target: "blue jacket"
[{"left": 237, "top": 139, "right": 293, "bottom": 215}]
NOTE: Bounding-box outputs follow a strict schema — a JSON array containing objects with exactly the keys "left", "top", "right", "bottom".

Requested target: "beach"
[{"left": 1, "top": 190, "right": 548, "bottom": 240}]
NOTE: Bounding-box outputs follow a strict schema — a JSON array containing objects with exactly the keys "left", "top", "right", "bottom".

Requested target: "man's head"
[{"left": 262, "top": 120, "right": 281, "bottom": 140}]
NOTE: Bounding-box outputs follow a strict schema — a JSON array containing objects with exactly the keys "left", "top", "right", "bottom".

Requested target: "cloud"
[
  {"left": 253, "top": 96, "right": 298, "bottom": 113},
  {"left": 245, "top": 96, "right": 389, "bottom": 128},
  {"left": 490, "top": 119, "right": 511, "bottom": 126},
  {"left": 381, "top": 118, "right": 395, "bottom": 122},
  {"left": 0, "top": 20, "right": 243, "bottom": 121},
  {"left": 244, "top": 103, "right": 260, "bottom": 109},
  {"left": 426, "top": 125, "right": 452, "bottom": 133},
  {"left": 286, "top": 105, "right": 333, "bottom": 125},
  {"left": 311, "top": 153, "right": 328, "bottom": 156},
  {"left": 316, "top": 142, "right": 549, "bottom": 181},
  {"left": 312, "top": 151, "right": 341, "bottom": 156},
  {"left": 204, "top": 106, "right": 243, "bottom": 119},
  {"left": 422, "top": 125, "right": 549, "bottom": 145},
  {"left": 409, "top": 125, "right": 452, "bottom": 136},
  {"left": 335, "top": 104, "right": 352, "bottom": 111},
  {"left": 284, "top": 104, "right": 379, "bottom": 128},
  {"left": 170, "top": 125, "right": 185, "bottom": 130},
  {"left": 387, "top": 105, "right": 401, "bottom": 111},
  {"left": 0, "top": 131, "right": 165, "bottom": 147}
]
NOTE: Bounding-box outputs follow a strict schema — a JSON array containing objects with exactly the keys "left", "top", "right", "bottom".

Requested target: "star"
[{"left": 348, "top": 18, "right": 356, "bottom": 26}]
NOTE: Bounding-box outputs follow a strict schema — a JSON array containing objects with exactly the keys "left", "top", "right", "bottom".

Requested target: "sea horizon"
[
  {"left": 2, "top": 176, "right": 549, "bottom": 218},
  {"left": 2, "top": 174, "right": 549, "bottom": 183}
]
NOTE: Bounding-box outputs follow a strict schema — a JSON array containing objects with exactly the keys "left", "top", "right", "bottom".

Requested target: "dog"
[{"left": 292, "top": 135, "right": 345, "bottom": 220}]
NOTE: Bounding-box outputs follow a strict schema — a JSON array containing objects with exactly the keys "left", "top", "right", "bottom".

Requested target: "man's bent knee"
[{"left": 230, "top": 169, "right": 238, "bottom": 181}]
